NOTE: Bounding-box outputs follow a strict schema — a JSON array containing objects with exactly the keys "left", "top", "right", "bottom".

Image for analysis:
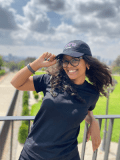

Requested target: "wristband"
[{"left": 27, "top": 64, "right": 35, "bottom": 74}]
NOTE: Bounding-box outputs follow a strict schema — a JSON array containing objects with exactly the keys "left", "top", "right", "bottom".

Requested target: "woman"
[{"left": 11, "top": 40, "right": 113, "bottom": 160}]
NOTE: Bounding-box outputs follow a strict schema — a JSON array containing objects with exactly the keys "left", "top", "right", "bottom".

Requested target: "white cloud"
[
  {"left": 0, "top": 5, "right": 18, "bottom": 30},
  {"left": 0, "top": 0, "right": 120, "bottom": 60},
  {"left": 0, "top": 0, "right": 14, "bottom": 7}
]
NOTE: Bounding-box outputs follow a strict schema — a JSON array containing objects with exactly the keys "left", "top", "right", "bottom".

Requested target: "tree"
[
  {"left": 8, "top": 61, "right": 18, "bottom": 71},
  {"left": 24, "top": 57, "right": 36, "bottom": 66},
  {"left": 17, "top": 60, "right": 25, "bottom": 70},
  {"left": 0, "top": 55, "right": 4, "bottom": 70},
  {"left": 112, "top": 55, "right": 120, "bottom": 67},
  {"left": 112, "top": 55, "right": 120, "bottom": 74}
]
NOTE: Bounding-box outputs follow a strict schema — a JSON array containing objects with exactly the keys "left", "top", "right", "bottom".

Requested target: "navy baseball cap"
[{"left": 56, "top": 40, "right": 92, "bottom": 59}]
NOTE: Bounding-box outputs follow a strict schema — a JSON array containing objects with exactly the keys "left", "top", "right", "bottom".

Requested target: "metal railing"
[
  {"left": 0, "top": 89, "right": 19, "bottom": 160},
  {"left": 0, "top": 115, "right": 120, "bottom": 160},
  {"left": 81, "top": 115, "right": 120, "bottom": 160}
]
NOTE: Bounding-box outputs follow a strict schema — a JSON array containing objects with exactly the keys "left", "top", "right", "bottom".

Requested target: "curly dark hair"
[{"left": 46, "top": 55, "right": 114, "bottom": 103}]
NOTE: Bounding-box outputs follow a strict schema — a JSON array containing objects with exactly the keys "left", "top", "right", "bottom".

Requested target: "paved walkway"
[{"left": 0, "top": 72, "right": 16, "bottom": 128}]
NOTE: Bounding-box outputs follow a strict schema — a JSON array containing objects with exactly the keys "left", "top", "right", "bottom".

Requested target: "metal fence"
[
  {"left": 0, "top": 115, "right": 120, "bottom": 160},
  {"left": 0, "top": 89, "right": 19, "bottom": 160}
]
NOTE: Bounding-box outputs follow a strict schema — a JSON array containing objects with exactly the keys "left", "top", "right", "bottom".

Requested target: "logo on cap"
[{"left": 64, "top": 42, "right": 76, "bottom": 49}]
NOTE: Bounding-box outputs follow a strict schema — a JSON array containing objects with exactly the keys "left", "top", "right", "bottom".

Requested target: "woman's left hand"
[{"left": 86, "top": 120, "right": 101, "bottom": 152}]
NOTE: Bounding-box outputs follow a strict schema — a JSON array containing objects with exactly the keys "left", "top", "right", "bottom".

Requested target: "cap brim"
[{"left": 55, "top": 51, "right": 84, "bottom": 59}]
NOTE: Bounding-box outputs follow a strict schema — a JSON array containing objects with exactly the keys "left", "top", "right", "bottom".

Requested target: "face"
[{"left": 62, "top": 55, "right": 89, "bottom": 84}]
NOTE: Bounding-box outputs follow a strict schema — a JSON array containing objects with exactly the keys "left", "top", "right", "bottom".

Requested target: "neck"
[{"left": 72, "top": 75, "right": 86, "bottom": 85}]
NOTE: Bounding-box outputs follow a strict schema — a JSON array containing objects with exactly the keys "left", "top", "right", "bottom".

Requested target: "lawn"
[
  {"left": 78, "top": 75, "right": 120, "bottom": 143},
  {"left": 31, "top": 72, "right": 120, "bottom": 143}
]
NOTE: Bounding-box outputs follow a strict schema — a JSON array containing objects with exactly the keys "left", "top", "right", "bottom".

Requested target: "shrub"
[
  {"left": 18, "top": 91, "right": 29, "bottom": 144},
  {"left": 33, "top": 91, "right": 39, "bottom": 99},
  {"left": 34, "top": 93, "right": 39, "bottom": 99},
  {"left": 0, "top": 70, "right": 5, "bottom": 76},
  {"left": 22, "top": 120, "right": 29, "bottom": 125},
  {"left": 22, "top": 97, "right": 28, "bottom": 106},
  {"left": 112, "top": 66, "right": 120, "bottom": 74},
  {"left": 18, "top": 123, "right": 28, "bottom": 144},
  {"left": 22, "top": 106, "right": 29, "bottom": 116},
  {"left": 22, "top": 91, "right": 29, "bottom": 106},
  {"left": 33, "top": 91, "right": 36, "bottom": 95},
  {"left": 23, "top": 91, "right": 29, "bottom": 99}
]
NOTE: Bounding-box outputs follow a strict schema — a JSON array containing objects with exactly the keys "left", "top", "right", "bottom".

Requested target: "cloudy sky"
[{"left": 0, "top": 0, "right": 120, "bottom": 60}]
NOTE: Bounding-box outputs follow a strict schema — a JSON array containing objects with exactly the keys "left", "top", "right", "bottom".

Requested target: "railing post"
[
  {"left": 10, "top": 121, "right": 13, "bottom": 160},
  {"left": 81, "top": 122, "right": 88, "bottom": 160},
  {"left": 92, "top": 118, "right": 102, "bottom": 160},
  {"left": 101, "top": 90, "right": 110, "bottom": 151},
  {"left": 104, "top": 118, "right": 114, "bottom": 160},
  {"left": 116, "top": 134, "right": 120, "bottom": 160},
  {"left": 28, "top": 120, "right": 31, "bottom": 134}
]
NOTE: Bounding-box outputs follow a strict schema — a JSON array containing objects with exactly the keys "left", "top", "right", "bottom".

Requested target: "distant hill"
[{"left": 2, "top": 54, "right": 26, "bottom": 63}]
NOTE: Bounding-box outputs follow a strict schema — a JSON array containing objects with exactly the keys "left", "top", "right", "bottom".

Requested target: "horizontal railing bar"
[
  {"left": 0, "top": 115, "right": 120, "bottom": 121},
  {"left": 0, "top": 116, "right": 35, "bottom": 121},
  {"left": 94, "top": 115, "right": 120, "bottom": 119}
]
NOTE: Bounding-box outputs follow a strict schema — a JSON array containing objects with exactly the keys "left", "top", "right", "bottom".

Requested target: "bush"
[
  {"left": 23, "top": 91, "right": 29, "bottom": 99},
  {"left": 22, "top": 106, "right": 29, "bottom": 116},
  {"left": 22, "top": 91, "right": 29, "bottom": 106},
  {"left": 33, "top": 91, "right": 39, "bottom": 99},
  {"left": 18, "top": 123, "right": 28, "bottom": 144},
  {"left": 22, "top": 120, "right": 29, "bottom": 125},
  {"left": 18, "top": 91, "right": 29, "bottom": 144},
  {"left": 33, "top": 91, "right": 36, "bottom": 95},
  {"left": 112, "top": 66, "right": 120, "bottom": 74},
  {"left": 34, "top": 93, "right": 39, "bottom": 99},
  {"left": 0, "top": 70, "right": 5, "bottom": 76},
  {"left": 22, "top": 97, "right": 28, "bottom": 106}
]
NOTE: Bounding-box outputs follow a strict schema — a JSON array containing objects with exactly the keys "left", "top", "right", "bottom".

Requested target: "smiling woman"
[{"left": 11, "top": 40, "right": 113, "bottom": 160}]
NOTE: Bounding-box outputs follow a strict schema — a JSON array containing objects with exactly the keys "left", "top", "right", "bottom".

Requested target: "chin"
[{"left": 67, "top": 75, "right": 77, "bottom": 80}]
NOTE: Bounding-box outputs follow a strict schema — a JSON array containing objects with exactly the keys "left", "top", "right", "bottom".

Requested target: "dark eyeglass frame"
[{"left": 61, "top": 56, "right": 83, "bottom": 68}]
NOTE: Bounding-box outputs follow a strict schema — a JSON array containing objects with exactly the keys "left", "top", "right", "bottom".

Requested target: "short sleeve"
[
  {"left": 88, "top": 92, "right": 100, "bottom": 111},
  {"left": 33, "top": 74, "right": 50, "bottom": 93}
]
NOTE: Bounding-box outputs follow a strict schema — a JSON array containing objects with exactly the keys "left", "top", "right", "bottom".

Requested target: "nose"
[{"left": 67, "top": 62, "right": 73, "bottom": 68}]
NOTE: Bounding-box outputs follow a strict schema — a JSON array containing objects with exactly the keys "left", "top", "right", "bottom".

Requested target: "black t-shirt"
[{"left": 20, "top": 74, "right": 99, "bottom": 160}]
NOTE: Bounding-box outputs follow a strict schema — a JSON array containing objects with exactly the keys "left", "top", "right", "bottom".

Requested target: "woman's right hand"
[{"left": 37, "top": 52, "right": 57, "bottom": 68}]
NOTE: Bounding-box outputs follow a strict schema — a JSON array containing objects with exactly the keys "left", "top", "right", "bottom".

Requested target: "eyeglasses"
[{"left": 62, "top": 57, "right": 83, "bottom": 68}]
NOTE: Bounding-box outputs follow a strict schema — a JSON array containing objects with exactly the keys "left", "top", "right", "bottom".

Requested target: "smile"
[{"left": 68, "top": 70, "right": 77, "bottom": 73}]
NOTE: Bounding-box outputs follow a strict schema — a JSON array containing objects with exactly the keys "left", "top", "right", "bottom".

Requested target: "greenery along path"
[{"left": 30, "top": 72, "right": 120, "bottom": 143}]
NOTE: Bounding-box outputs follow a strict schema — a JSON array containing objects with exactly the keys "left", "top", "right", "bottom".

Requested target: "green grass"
[
  {"left": 35, "top": 71, "right": 46, "bottom": 75},
  {"left": 31, "top": 72, "right": 120, "bottom": 143},
  {"left": 78, "top": 75, "right": 120, "bottom": 143}
]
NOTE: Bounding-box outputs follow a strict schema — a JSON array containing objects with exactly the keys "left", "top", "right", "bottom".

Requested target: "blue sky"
[{"left": 0, "top": 0, "right": 120, "bottom": 61}]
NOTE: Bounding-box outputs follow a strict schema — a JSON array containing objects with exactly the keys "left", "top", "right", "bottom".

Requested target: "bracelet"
[{"left": 27, "top": 64, "right": 35, "bottom": 74}]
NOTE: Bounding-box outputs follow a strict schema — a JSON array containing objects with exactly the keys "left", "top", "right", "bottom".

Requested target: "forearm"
[{"left": 10, "top": 59, "right": 41, "bottom": 88}]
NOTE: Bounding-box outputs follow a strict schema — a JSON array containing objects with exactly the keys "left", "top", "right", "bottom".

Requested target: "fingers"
[
  {"left": 43, "top": 52, "right": 56, "bottom": 62},
  {"left": 92, "top": 137, "right": 101, "bottom": 152}
]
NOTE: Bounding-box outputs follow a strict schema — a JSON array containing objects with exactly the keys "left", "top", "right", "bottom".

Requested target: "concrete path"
[{"left": 0, "top": 72, "right": 16, "bottom": 128}]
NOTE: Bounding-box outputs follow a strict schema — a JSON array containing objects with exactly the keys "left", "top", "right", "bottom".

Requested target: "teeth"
[{"left": 69, "top": 70, "right": 76, "bottom": 72}]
